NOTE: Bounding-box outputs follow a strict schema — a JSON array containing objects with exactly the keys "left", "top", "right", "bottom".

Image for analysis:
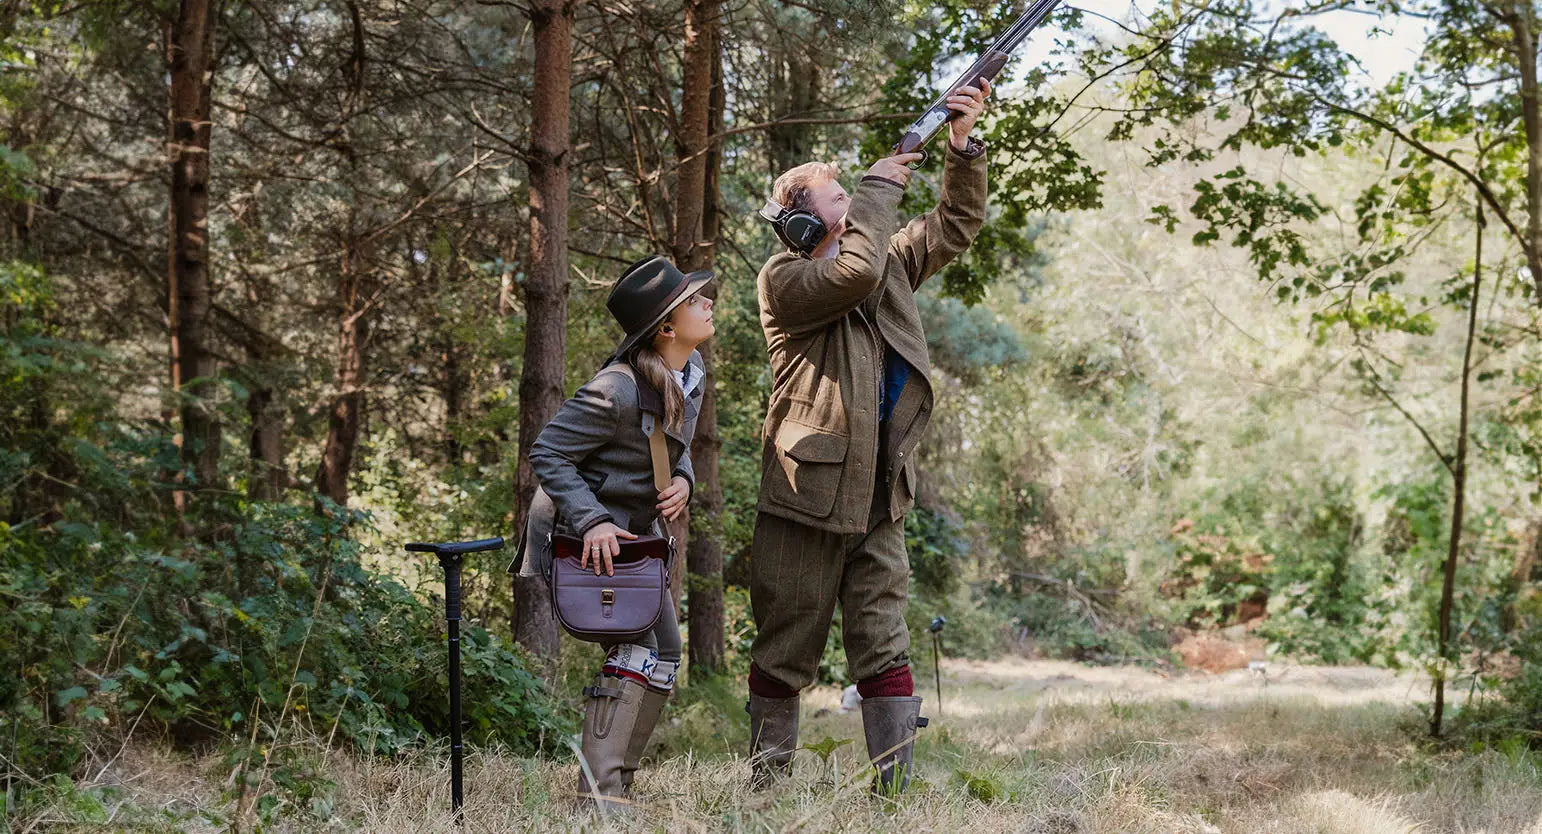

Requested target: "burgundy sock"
[
  {"left": 749, "top": 663, "right": 799, "bottom": 699},
  {"left": 857, "top": 665, "right": 914, "bottom": 698}
]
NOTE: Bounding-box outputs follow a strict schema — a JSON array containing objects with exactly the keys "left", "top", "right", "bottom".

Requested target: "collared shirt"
[{"left": 672, "top": 362, "right": 702, "bottom": 398}]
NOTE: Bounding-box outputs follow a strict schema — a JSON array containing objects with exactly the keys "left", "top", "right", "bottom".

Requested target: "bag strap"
[
  {"left": 609, "top": 359, "right": 672, "bottom": 492},
  {"left": 650, "top": 426, "right": 676, "bottom": 585},
  {"left": 646, "top": 420, "right": 671, "bottom": 492}
]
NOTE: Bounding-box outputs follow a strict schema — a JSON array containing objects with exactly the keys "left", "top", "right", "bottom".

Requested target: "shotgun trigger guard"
[{"left": 907, "top": 149, "right": 929, "bottom": 169}]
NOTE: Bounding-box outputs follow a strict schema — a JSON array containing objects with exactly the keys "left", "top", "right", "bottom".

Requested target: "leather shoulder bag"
[{"left": 549, "top": 414, "right": 675, "bottom": 643}]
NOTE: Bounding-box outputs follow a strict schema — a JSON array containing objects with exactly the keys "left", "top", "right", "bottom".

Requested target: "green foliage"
[
  {"left": 955, "top": 767, "right": 1005, "bottom": 803},
  {"left": 861, "top": 0, "right": 1099, "bottom": 304},
  {"left": 1254, "top": 479, "right": 1386, "bottom": 664},
  {"left": 1315, "top": 292, "right": 1435, "bottom": 336},
  {"left": 1376, "top": 473, "right": 1518, "bottom": 669},
  {"left": 655, "top": 665, "right": 754, "bottom": 764},
  {"left": 2, "top": 494, "right": 568, "bottom": 771},
  {"left": 992, "top": 585, "right": 1168, "bottom": 664},
  {"left": 906, "top": 584, "right": 1009, "bottom": 663},
  {"left": 1452, "top": 607, "right": 1542, "bottom": 748},
  {"left": 0, "top": 145, "right": 37, "bottom": 202},
  {"left": 1161, "top": 519, "right": 1274, "bottom": 628},
  {"left": 0, "top": 271, "right": 569, "bottom": 796},
  {"left": 906, "top": 505, "right": 967, "bottom": 596},
  {"left": 801, "top": 735, "right": 854, "bottom": 763},
  {"left": 720, "top": 583, "right": 756, "bottom": 677},
  {"left": 1159, "top": 477, "right": 1392, "bottom": 665},
  {"left": 1496, "top": 648, "right": 1542, "bottom": 746},
  {"left": 918, "top": 287, "right": 1029, "bottom": 383},
  {"left": 1184, "top": 168, "right": 1325, "bottom": 285},
  {"left": 818, "top": 611, "right": 850, "bottom": 686}
]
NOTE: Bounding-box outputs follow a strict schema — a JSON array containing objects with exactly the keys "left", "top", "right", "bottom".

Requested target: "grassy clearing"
[{"left": 14, "top": 658, "right": 1542, "bottom": 833}]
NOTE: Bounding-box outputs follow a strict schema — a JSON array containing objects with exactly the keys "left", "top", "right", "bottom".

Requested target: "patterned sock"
[
  {"left": 602, "top": 643, "right": 657, "bottom": 687},
  {"left": 648, "top": 659, "right": 679, "bottom": 693},
  {"left": 857, "top": 664, "right": 914, "bottom": 698}
]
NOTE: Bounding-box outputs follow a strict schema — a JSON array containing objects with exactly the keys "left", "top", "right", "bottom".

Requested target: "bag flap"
[{"left": 553, "top": 532, "right": 669, "bottom": 562}]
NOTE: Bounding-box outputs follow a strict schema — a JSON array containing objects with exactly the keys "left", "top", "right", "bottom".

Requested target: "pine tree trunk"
[
  {"left": 313, "top": 7, "right": 371, "bottom": 513},
  {"left": 684, "top": 18, "right": 727, "bottom": 676},
  {"left": 435, "top": 253, "right": 468, "bottom": 464},
  {"left": 665, "top": 0, "right": 723, "bottom": 633},
  {"left": 168, "top": 0, "right": 220, "bottom": 510},
  {"left": 315, "top": 245, "right": 368, "bottom": 508},
  {"left": 247, "top": 380, "right": 286, "bottom": 501},
  {"left": 510, "top": 0, "right": 575, "bottom": 668}
]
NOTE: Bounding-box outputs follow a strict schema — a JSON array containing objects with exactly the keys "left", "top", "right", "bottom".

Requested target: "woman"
[{"left": 511, "top": 254, "right": 715, "bottom": 809}]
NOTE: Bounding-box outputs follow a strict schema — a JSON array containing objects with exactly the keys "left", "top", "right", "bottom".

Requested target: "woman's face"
[{"left": 663, "top": 291, "right": 715, "bottom": 347}]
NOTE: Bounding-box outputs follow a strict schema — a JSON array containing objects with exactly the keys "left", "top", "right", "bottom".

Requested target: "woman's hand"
[
  {"left": 657, "top": 476, "right": 691, "bottom": 522},
  {"left": 581, "top": 521, "right": 637, "bottom": 576}
]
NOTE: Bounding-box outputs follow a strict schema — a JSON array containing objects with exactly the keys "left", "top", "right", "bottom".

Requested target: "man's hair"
[{"left": 771, "top": 162, "right": 839, "bottom": 213}]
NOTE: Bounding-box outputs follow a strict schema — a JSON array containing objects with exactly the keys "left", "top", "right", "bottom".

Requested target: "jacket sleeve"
[
  {"left": 760, "top": 176, "right": 906, "bottom": 335},
  {"left": 528, "top": 372, "right": 622, "bottom": 535},
  {"left": 889, "top": 141, "right": 988, "bottom": 290},
  {"left": 672, "top": 446, "right": 695, "bottom": 500}
]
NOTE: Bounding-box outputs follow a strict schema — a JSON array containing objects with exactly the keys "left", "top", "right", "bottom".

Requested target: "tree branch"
[
  {"left": 1306, "top": 91, "right": 1530, "bottom": 264},
  {"left": 1358, "top": 346, "right": 1453, "bottom": 473}
]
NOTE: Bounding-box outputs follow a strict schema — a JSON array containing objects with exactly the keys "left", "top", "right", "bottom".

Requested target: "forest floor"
[{"left": 18, "top": 657, "right": 1542, "bottom": 833}]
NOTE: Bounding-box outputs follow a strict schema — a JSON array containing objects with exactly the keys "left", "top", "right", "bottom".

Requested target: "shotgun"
[{"left": 893, "top": 0, "right": 1063, "bottom": 159}]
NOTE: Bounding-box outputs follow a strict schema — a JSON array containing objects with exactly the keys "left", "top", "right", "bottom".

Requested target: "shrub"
[{"left": 1, "top": 267, "right": 569, "bottom": 790}]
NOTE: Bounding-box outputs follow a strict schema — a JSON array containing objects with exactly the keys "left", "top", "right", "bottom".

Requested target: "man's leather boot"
[
  {"left": 859, "top": 695, "right": 928, "bottom": 797},
  {"left": 747, "top": 693, "right": 799, "bottom": 790}
]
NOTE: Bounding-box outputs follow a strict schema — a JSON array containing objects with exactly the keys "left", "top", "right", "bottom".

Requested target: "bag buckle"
[{"left": 601, "top": 588, "right": 615, "bottom": 618}]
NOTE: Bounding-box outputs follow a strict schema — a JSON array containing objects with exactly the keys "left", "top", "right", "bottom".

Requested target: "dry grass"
[{"left": 17, "top": 658, "right": 1542, "bottom": 833}]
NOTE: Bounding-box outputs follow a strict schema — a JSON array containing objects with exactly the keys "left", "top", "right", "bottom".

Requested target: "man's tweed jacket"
[{"left": 755, "top": 144, "right": 987, "bottom": 534}]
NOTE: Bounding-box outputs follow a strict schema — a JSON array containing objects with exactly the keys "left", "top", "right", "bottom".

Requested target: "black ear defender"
[{"left": 758, "top": 198, "right": 827, "bottom": 257}]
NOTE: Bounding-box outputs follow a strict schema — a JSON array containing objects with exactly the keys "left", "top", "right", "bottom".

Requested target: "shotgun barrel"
[{"left": 893, "top": 0, "right": 1062, "bottom": 156}]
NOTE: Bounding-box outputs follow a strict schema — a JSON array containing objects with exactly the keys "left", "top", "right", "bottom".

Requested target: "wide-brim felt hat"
[{"left": 607, "top": 255, "right": 716, "bottom": 359}]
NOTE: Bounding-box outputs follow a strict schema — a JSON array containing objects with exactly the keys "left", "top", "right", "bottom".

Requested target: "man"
[{"left": 749, "top": 79, "right": 990, "bottom": 794}]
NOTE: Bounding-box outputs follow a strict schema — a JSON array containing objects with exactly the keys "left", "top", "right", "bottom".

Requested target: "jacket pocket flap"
[{"left": 775, "top": 420, "right": 848, "bottom": 463}]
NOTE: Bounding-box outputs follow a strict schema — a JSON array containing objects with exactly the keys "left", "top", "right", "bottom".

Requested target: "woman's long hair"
[{"left": 629, "top": 341, "right": 685, "bottom": 432}]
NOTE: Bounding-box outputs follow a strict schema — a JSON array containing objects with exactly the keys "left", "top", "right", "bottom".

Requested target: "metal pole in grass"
[
  {"left": 406, "top": 536, "right": 505, "bottom": 826},
  {"left": 928, "top": 616, "right": 946, "bottom": 717}
]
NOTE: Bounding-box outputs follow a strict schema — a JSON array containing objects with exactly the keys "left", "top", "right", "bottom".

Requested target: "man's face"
[{"left": 805, "top": 177, "right": 849, "bottom": 249}]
